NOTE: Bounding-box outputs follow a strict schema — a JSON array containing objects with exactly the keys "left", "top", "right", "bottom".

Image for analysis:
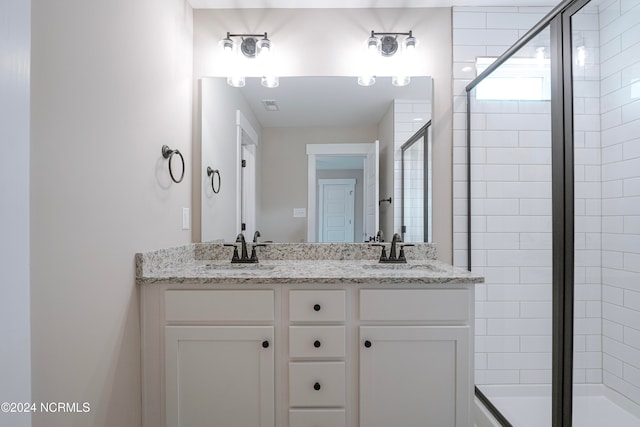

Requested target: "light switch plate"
[
  {"left": 293, "top": 208, "right": 306, "bottom": 218},
  {"left": 182, "top": 207, "right": 190, "bottom": 230}
]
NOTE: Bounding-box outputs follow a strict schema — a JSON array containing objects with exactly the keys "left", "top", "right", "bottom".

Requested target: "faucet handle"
[
  {"left": 249, "top": 243, "right": 267, "bottom": 261},
  {"left": 371, "top": 243, "right": 388, "bottom": 261},
  {"left": 398, "top": 243, "right": 414, "bottom": 261},
  {"left": 223, "top": 243, "right": 240, "bottom": 261}
]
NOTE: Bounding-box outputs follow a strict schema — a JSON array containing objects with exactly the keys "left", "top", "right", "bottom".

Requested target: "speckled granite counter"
[{"left": 136, "top": 243, "right": 483, "bottom": 285}]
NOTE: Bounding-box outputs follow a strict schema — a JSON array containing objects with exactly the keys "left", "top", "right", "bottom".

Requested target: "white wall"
[
  {"left": 379, "top": 103, "right": 395, "bottom": 240},
  {"left": 193, "top": 7, "right": 453, "bottom": 261},
  {"left": 30, "top": 1, "right": 193, "bottom": 426},
  {"left": 200, "top": 78, "right": 262, "bottom": 242},
  {"left": 0, "top": 0, "right": 31, "bottom": 426},
  {"left": 599, "top": 0, "right": 640, "bottom": 406},
  {"left": 260, "top": 126, "right": 378, "bottom": 242}
]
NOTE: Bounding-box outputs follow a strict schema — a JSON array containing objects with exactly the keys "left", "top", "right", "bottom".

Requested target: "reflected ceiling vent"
[{"left": 262, "top": 99, "right": 279, "bottom": 111}]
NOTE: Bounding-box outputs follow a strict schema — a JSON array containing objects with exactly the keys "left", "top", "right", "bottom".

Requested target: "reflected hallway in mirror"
[{"left": 200, "top": 76, "right": 433, "bottom": 243}]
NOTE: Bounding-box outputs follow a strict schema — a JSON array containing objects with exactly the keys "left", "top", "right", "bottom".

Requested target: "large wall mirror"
[{"left": 200, "top": 76, "right": 433, "bottom": 243}]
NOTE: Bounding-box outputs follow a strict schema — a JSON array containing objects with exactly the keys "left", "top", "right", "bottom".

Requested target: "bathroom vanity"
[{"left": 137, "top": 243, "right": 483, "bottom": 427}]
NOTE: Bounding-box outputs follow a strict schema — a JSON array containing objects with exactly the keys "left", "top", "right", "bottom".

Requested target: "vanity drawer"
[
  {"left": 289, "top": 362, "right": 345, "bottom": 407},
  {"left": 289, "top": 409, "right": 346, "bottom": 427},
  {"left": 360, "top": 289, "right": 470, "bottom": 322},
  {"left": 289, "top": 290, "right": 345, "bottom": 323},
  {"left": 289, "top": 326, "right": 345, "bottom": 358},
  {"left": 165, "top": 290, "right": 274, "bottom": 322}
]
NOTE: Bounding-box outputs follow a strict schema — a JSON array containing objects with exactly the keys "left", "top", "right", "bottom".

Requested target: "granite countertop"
[{"left": 136, "top": 243, "right": 484, "bottom": 285}]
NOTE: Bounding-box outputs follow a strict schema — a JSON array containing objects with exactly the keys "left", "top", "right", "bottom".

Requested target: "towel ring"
[
  {"left": 207, "top": 167, "right": 221, "bottom": 194},
  {"left": 162, "top": 145, "right": 185, "bottom": 184}
]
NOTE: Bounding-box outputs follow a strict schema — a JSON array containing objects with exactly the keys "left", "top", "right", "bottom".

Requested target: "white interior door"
[
  {"left": 242, "top": 141, "right": 256, "bottom": 238},
  {"left": 365, "top": 140, "right": 380, "bottom": 240},
  {"left": 318, "top": 179, "right": 355, "bottom": 243},
  {"left": 306, "top": 142, "right": 378, "bottom": 242}
]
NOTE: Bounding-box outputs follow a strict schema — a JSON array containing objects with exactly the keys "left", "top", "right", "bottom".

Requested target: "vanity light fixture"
[
  {"left": 366, "top": 31, "right": 415, "bottom": 57},
  {"left": 221, "top": 32, "right": 279, "bottom": 88},
  {"left": 359, "top": 30, "right": 417, "bottom": 87}
]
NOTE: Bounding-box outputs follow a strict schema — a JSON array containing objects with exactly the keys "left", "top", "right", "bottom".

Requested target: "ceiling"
[
  {"left": 235, "top": 76, "right": 432, "bottom": 128},
  {"left": 189, "top": 0, "right": 556, "bottom": 8}
]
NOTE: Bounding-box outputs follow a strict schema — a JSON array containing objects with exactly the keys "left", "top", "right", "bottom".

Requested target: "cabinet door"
[
  {"left": 165, "top": 326, "right": 274, "bottom": 427},
  {"left": 359, "top": 326, "right": 470, "bottom": 427}
]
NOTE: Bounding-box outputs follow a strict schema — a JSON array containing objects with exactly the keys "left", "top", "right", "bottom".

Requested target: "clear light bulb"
[
  {"left": 358, "top": 75, "right": 376, "bottom": 86},
  {"left": 227, "top": 75, "right": 245, "bottom": 87},
  {"left": 261, "top": 76, "right": 279, "bottom": 88}
]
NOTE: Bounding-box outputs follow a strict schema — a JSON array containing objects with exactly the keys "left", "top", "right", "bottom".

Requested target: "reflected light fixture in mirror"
[
  {"left": 359, "top": 30, "right": 417, "bottom": 87},
  {"left": 221, "top": 32, "right": 278, "bottom": 88}
]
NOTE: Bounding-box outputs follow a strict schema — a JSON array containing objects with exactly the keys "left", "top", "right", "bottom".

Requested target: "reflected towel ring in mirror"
[
  {"left": 161, "top": 145, "right": 185, "bottom": 184},
  {"left": 207, "top": 167, "right": 221, "bottom": 194}
]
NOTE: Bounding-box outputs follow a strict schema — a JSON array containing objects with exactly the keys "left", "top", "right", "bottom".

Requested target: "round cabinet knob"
[
  {"left": 262, "top": 340, "right": 270, "bottom": 348},
  {"left": 313, "top": 304, "right": 321, "bottom": 312},
  {"left": 364, "top": 340, "right": 372, "bottom": 348},
  {"left": 313, "top": 382, "right": 321, "bottom": 391},
  {"left": 313, "top": 340, "right": 321, "bottom": 348}
]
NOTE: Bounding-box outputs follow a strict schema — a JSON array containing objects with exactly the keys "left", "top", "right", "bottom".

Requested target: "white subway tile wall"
[
  {"left": 453, "top": 2, "right": 640, "bottom": 406},
  {"left": 572, "top": 4, "right": 603, "bottom": 386},
  {"left": 403, "top": 141, "right": 426, "bottom": 242},
  {"left": 393, "top": 100, "right": 431, "bottom": 237},
  {"left": 453, "top": 6, "right": 554, "bottom": 387},
  {"left": 598, "top": 0, "right": 640, "bottom": 407}
]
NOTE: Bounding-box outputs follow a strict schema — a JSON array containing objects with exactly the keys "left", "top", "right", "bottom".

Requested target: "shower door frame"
[
  {"left": 464, "top": 0, "right": 592, "bottom": 426},
  {"left": 401, "top": 120, "right": 431, "bottom": 243}
]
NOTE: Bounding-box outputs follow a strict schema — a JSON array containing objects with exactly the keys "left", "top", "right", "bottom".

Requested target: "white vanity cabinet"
[
  {"left": 359, "top": 289, "right": 473, "bottom": 427},
  {"left": 141, "top": 284, "right": 474, "bottom": 427},
  {"left": 142, "top": 288, "right": 276, "bottom": 427},
  {"left": 165, "top": 325, "right": 274, "bottom": 427}
]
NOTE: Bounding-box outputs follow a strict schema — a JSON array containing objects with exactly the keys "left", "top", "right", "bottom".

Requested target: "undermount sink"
[{"left": 362, "top": 263, "right": 447, "bottom": 273}]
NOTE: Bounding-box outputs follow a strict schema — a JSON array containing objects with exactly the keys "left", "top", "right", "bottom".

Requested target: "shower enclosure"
[
  {"left": 401, "top": 121, "right": 432, "bottom": 242},
  {"left": 465, "top": 0, "right": 640, "bottom": 425}
]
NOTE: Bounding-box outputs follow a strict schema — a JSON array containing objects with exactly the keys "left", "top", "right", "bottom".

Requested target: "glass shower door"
[
  {"left": 571, "top": 0, "right": 640, "bottom": 425},
  {"left": 401, "top": 123, "right": 431, "bottom": 242},
  {"left": 470, "top": 26, "right": 554, "bottom": 427}
]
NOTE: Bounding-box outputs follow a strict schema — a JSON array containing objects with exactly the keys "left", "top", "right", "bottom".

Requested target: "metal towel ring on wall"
[
  {"left": 207, "top": 167, "right": 221, "bottom": 194},
  {"left": 161, "top": 145, "right": 185, "bottom": 184}
]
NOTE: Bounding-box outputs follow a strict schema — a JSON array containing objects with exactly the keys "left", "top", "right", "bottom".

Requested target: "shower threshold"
[{"left": 474, "top": 384, "right": 640, "bottom": 427}]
